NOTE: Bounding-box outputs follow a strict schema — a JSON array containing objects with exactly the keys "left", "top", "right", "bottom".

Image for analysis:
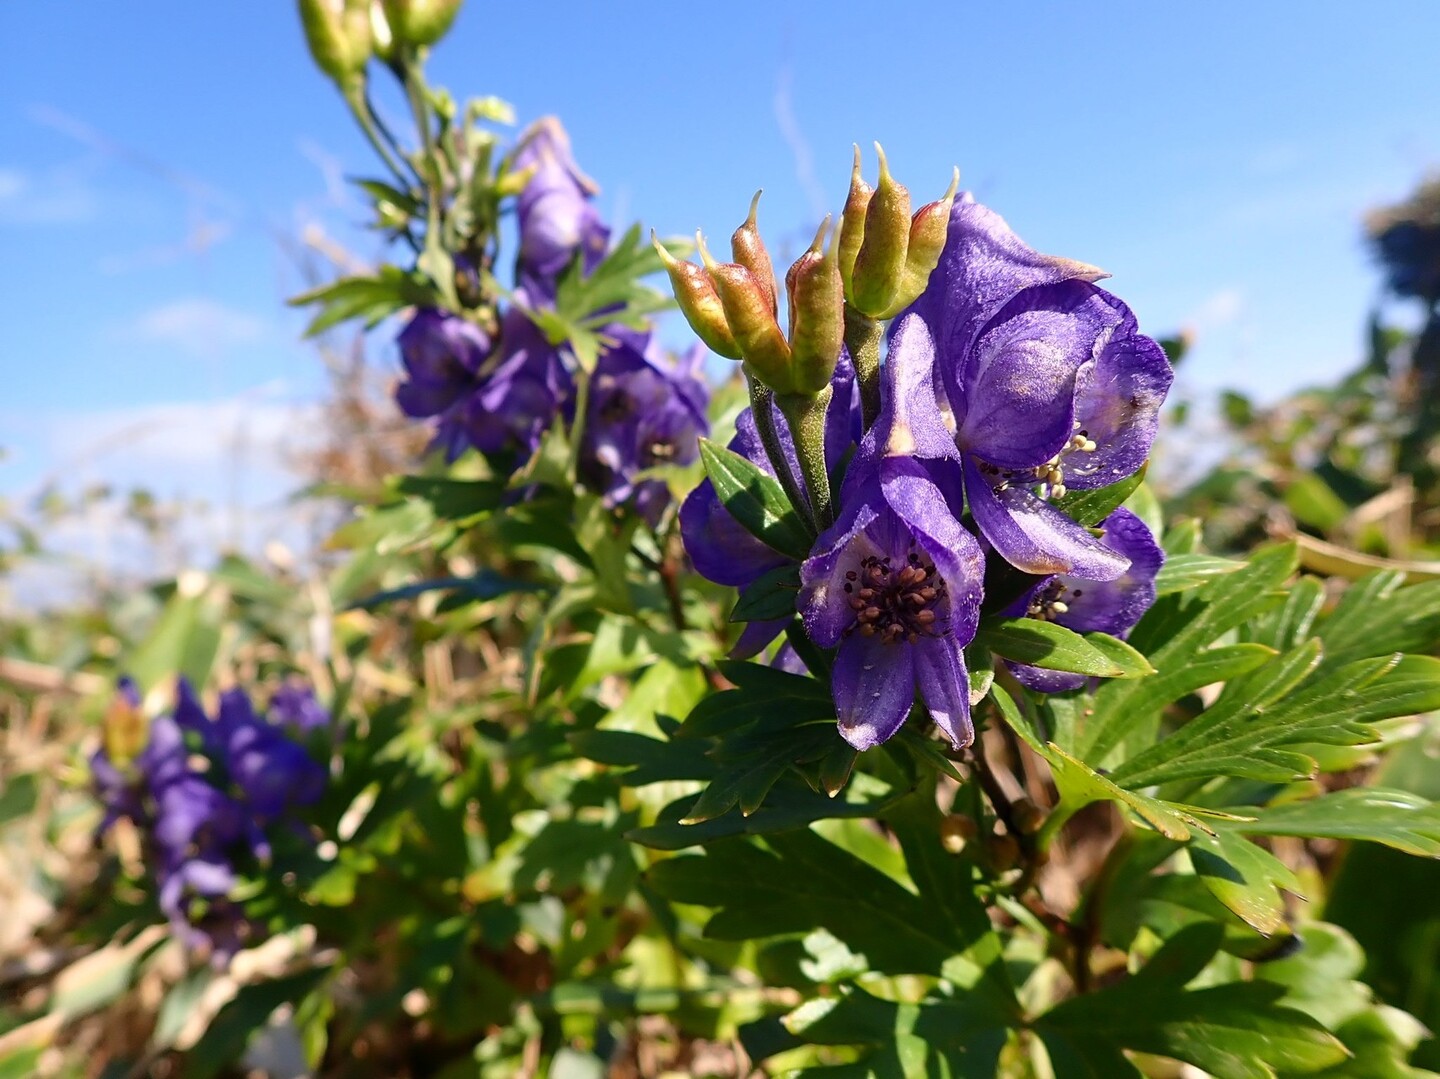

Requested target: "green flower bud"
[
  {"left": 698, "top": 232, "right": 794, "bottom": 392},
  {"left": 652, "top": 232, "right": 742, "bottom": 360},
  {"left": 877, "top": 166, "right": 960, "bottom": 319},
  {"left": 380, "top": 0, "right": 462, "bottom": 48},
  {"left": 368, "top": 1, "right": 396, "bottom": 62},
  {"left": 298, "top": 0, "right": 372, "bottom": 88},
  {"left": 731, "top": 190, "right": 778, "bottom": 317},
  {"left": 838, "top": 144, "right": 872, "bottom": 300},
  {"left": 784, "top": 216, "right": 844, "bottom": 394},
  {"left": 849, "top": 143, "right": 912, "bottom": 317}
]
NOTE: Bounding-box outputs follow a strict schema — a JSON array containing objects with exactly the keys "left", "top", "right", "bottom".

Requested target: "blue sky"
[{"left": 2, "top": 2, "right": 1438, "bottom": 580}]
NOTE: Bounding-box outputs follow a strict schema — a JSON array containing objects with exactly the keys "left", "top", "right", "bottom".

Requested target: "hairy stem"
[
  {"left": 777, "top": 386, "right": 835, "bottom": 531},
  {"left": 748, "top": 375, "right": 815, "bottom": 533},
  {"left": 844, "top": 306, "right": 884, "bottom": 431}
]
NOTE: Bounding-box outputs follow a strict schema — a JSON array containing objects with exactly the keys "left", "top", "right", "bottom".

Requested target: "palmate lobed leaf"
[
  {"left": 1077, "top": 543, "right": 1300, "bottom": 765},
  {"left": 1035, "top": 924, "right": 1348, "bottom": 1079},
  {"left": 1230, "top": 787, "right": 1440, "bottom": 857},
  {"left": 1187, "top": 827, "right": 1303, "bottom": 935},
  {"left": 1110, "top": 653, "right": 1440, "bottom": 789}
]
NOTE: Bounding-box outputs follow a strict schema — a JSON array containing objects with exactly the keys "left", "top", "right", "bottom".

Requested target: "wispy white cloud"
[
  {"left": 116, "top": 298, "right": 270, "bottom": 356},
  {"left": 1184, "top": 287, "right": 1245, "bottom": 332},
  {"left": 0, "top": 163, "right": 99, "bottom": 225}
]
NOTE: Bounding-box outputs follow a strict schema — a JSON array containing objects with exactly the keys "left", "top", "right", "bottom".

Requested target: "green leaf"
[
  {"left": 647, "top": 826, "right": 1017, "bottom": 982},
  {"left": 347, "top": 570, "right": 544, "bottom": 611},
  {"left": 730, "top": 562, "right": 801, "bottom": 623},
  {"left": 1231, "top": 788, "right": 1440, "bottom": 857},
  {"left": 1317, "top": 575, "right": 1440, "bottom": 667},
  {"left": 976, "top": 617, "right": 1153, "bottom": 678},
  {"left": 186, "top": 969, "right": 331, "bottom": 1079},
  {"left": 1052, "top": 467, "right": 1147, "bottom": 528},
  {"left": 1187, "top": 828, "right": 1302, "bottom": 935},
  {"left": 125, "top": 579, "right": 225, "bottom": 692},
  {"left": 1076, "top": 543, "right": 1299, "bottom": 765},
  {"left": 1111, "top": 653, "right": 1440, "bottom": 789},
  {"left": 698, "top": 438, "right": 813, "bottom": 559},
  {"left": 1035, "top": 924, "right": 1348, "bottom": 1079},
  {"left": 1045, "top": 743, "right": 1220, "bottom": 842},
  {"left": 288, "top": 266, "right": 435, "bottom": 335},
  {"left": 1153, "top": 553, "right": 1247, "bottom": 596},
  {"left": 394, "top": 475, "right": 505, "bottom": 521}
]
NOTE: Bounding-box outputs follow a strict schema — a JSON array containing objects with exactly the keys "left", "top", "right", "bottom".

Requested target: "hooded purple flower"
[
  {"left": 394, "top": 309, "right": 491, "bottom": 420},
  {"left": 882, "top": 196, "right": 1173, "bottom": 581},
  {"left": 1002, "top": 507, "right": 1164, "bottom": 693},
  {"left": 421, "top": 300, "right": 573, "bottom": 462},
  {"left": 681, "top": 354, "right": 860, "bottom": 656},
  {"left": 215, "top": 689, "right": 327, "bottom": 820},
  {"left": 582, "top": 330, "right": 709, "bottom": 525},
  {"left": 269, "top": 681, "right": 330, "bottom": 735},
  {"left": 799, "top": 456, "right": 984, "bottom": 750},
  {"left": 513, "top": 117, "right": 611, "bottom": 297}
]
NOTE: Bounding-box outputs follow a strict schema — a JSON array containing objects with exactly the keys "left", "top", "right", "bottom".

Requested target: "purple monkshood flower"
[
  {"left": 582, "top": 330, "right": 709, "bottom": 525},
  {"left": 681, "top": 354, "right": 861, "bottom": 656},
  {"left": 513, "top": 117, "right": 611, "bottom": 298},
  {"left": 398, "top": 301, "right": 574, "bottom": 463},
  {"left": 394, "top": 308, "right": 491, "bottom": 420},
  {"left": 1002, "top": 508, "right": 1164, "bottom": 693},
  {"left": 270, "top": 681, "right": 330, "bottom": 734},
  {"left": 799, "top": 456, "right": 984, "bottom": 751},
  {"left": 90, "top": 679, "right": 331, "bottom": 959},
  {"left": 876, "top": 195, "right": 1173, "bottom": 581}
]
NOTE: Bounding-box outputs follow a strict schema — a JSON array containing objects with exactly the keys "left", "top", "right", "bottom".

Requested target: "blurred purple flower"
[
  {"left": 1001, "top": 507, "right": 1164, "bottom": 693},
  {"left": 881, "top": 196, "right": 1172, "bottom": 580},
  {"left": 582, "top": 330, "right": 709, "bottom": 525},
  {"left": 513, "top": 116, "right": 611, "bottom": 297},
  {"left": 269, "top": 681, "right": 330, "bottom": 735},
  {"left": 393, "top": 308, "right": 492, "bottom": 421},
  {"left": 799, "top": 456, "right": 984, "bottom": 750}
]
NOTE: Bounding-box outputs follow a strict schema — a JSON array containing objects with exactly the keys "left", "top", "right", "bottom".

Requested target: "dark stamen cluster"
[
  {"left": 842, "top": 546, "right": 947, "bottom": 645},
  {"left": 1026, "top": 579, "right": 1083, "bottom": 621}
]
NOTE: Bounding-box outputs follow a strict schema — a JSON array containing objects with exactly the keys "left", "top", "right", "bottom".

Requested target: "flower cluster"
[
  {"left": 682, "top": 191, "right": 1173, "bottom": 751},
  {"left": 91, "top": 679, "right": 329, "bottom": 958},
  {"left": 393, "top": 117, "right": 708, "bottom": 519}
]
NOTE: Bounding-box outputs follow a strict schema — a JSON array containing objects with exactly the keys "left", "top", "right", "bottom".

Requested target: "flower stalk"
[{"left": 776, "top": 385, "right": 834, "bottom": 530}]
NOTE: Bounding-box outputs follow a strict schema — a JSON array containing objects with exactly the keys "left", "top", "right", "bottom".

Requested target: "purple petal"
[
  {"left": 731, "top": 617, "right": 790, "bottom": 659},
  {"left": 798, "top": 499, "right": 883, "bottom": 647},
  {"left": 957, "top": 282, "right": 1124, "bottom": 470},
  {"left": 914, "top": 635, "right": 975, "bottom": 747},
  {"left": 879, "top": 458, "right": 984, "bottom": 612},
  {"left": 964, "top": 457, "right": 1129, "bottom": 580},
  {"left": 1006, "top": 663, "right": 1088, "bottom": 694},
  {"left": 851, "top": 313, "right": 959, "bottom": 484},
  {"left": 680, "top": 478, "right": 791, "bottom": 587},
  {"left": 909, "top": 196, "right": 1107, "bottom": 422},
  {"left": 1052, "top": 508, "right": 1164, "bottom": 635},
  {"left": 1064, "top": 311, "right": 1173, "bottom": 490},
  {"left": 832, "top": 631, "right": 916, "bottom": 751}
]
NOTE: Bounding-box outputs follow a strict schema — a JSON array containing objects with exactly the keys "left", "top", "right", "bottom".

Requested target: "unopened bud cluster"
[
  {"left": 656, "top": 145, "right": 958, "bottom": 400},
  {"left": 654, "top": 192, "right": 842, "bottom": 397},
  {"left": 299, "top": 0, "right": 462, "bottom": 88}
]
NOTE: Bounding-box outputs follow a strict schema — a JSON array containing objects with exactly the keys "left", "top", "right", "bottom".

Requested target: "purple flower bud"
[{"left": 513, "top": 117, "right": 611, "bottom": 298}]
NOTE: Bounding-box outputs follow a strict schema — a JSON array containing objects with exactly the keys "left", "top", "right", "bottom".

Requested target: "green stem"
[
  {"left": 567, "top": 369, "right": 592, "bottom": 487},
  {"left": 844, "top": 306, "right": 884, "bottom": 431},
  {"left": 777, "top": 386, "right": 835, "bottom": 531},
  {"left": 344, "top": 87, "right": 412, "bottom": 190},
  {"left": 748, "top": 375, "right": 815, "bottom": 533}
]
